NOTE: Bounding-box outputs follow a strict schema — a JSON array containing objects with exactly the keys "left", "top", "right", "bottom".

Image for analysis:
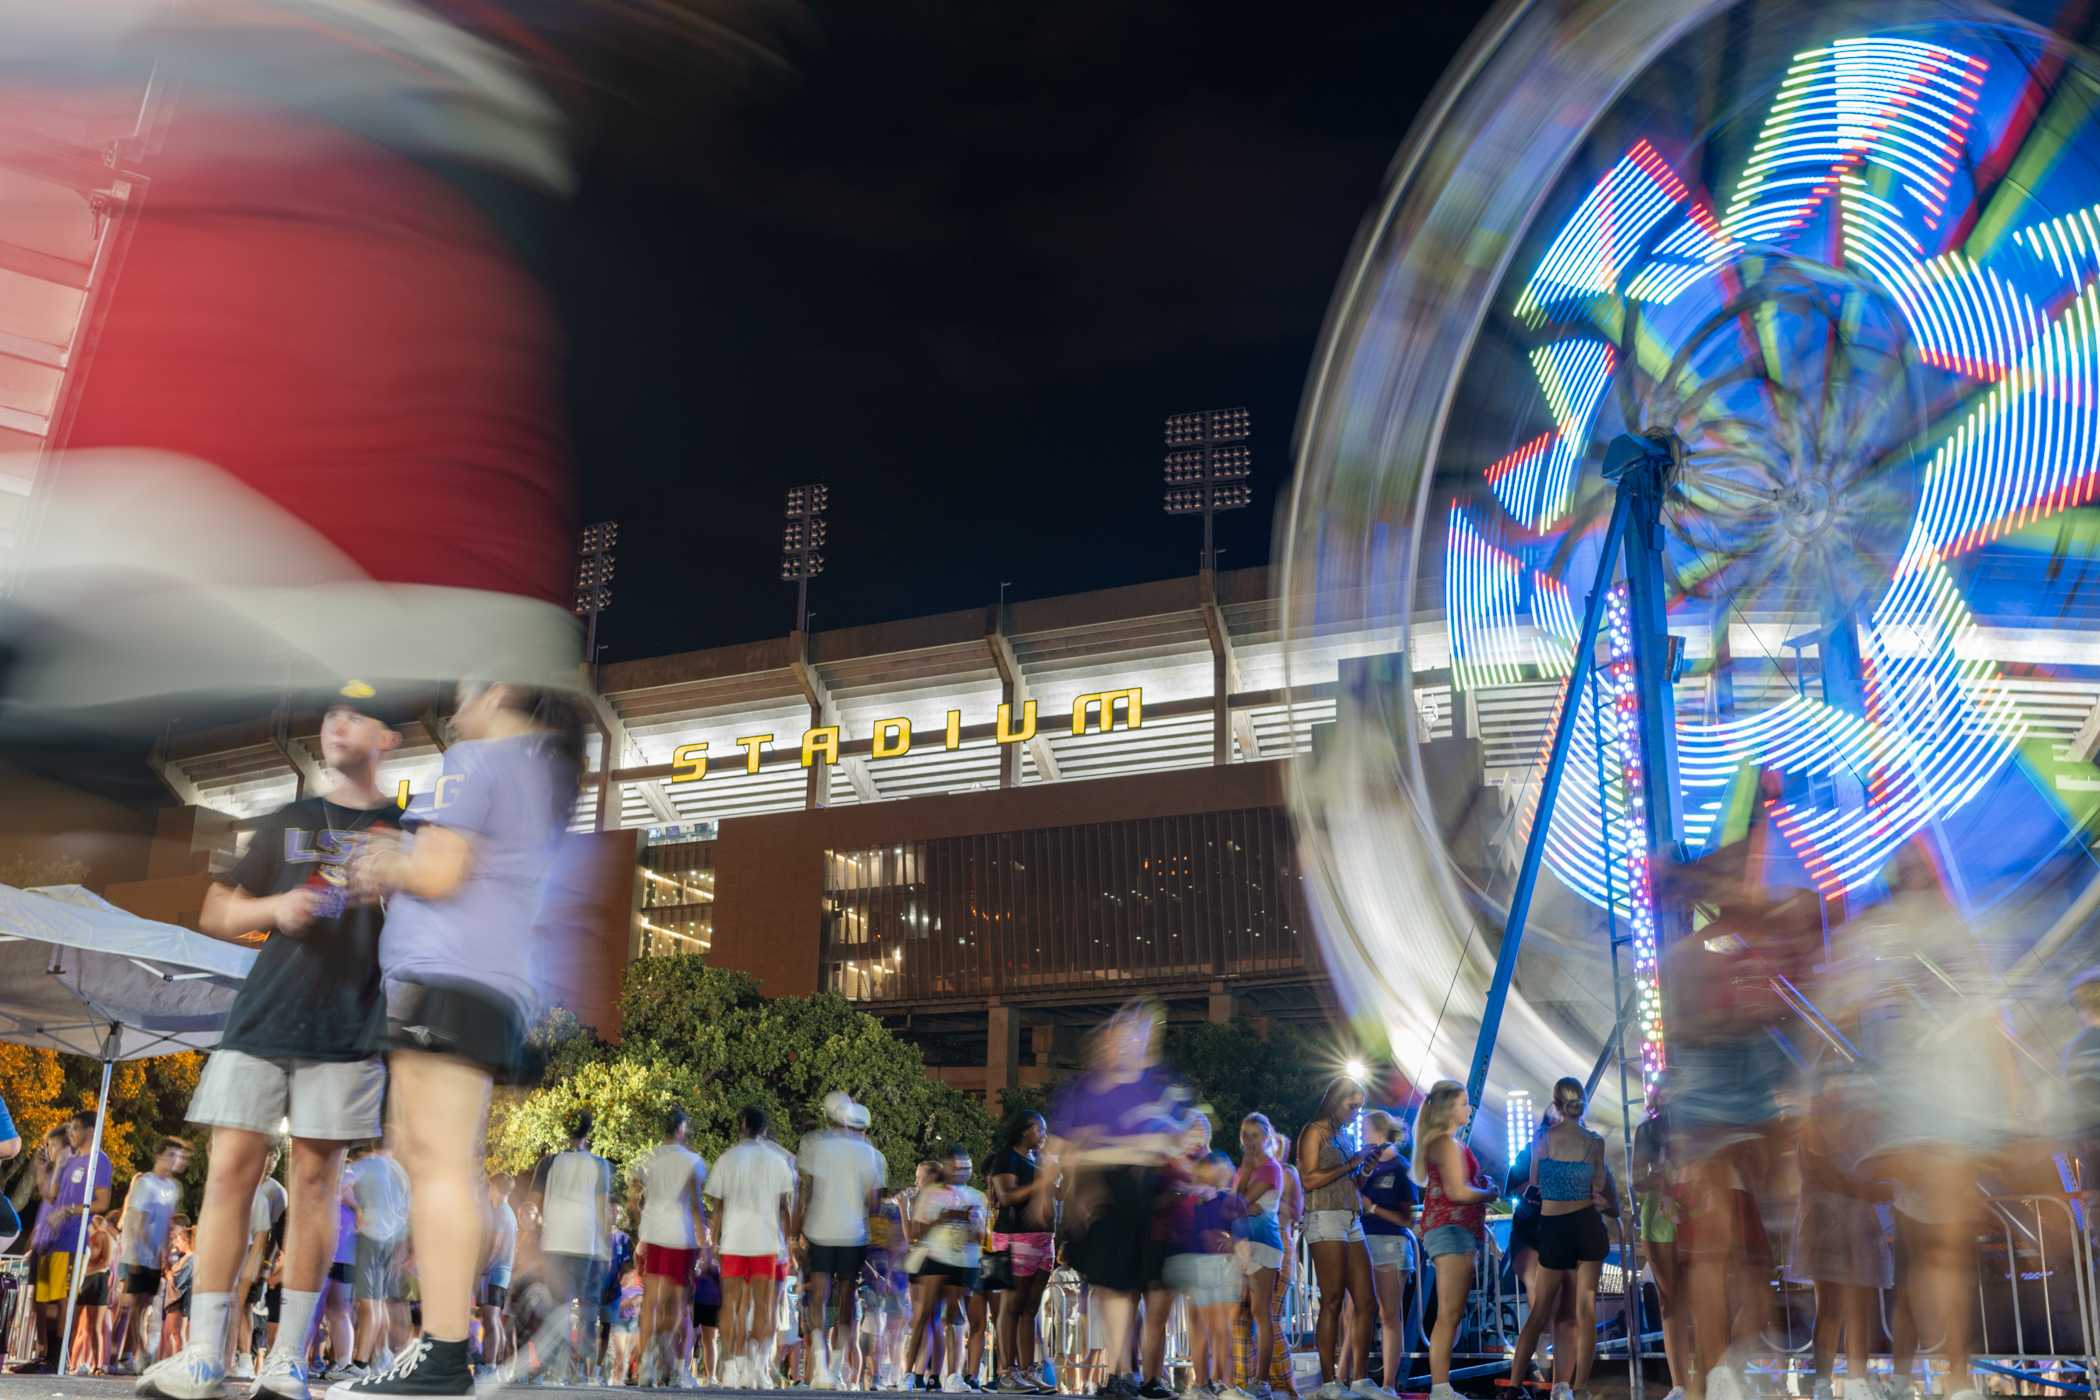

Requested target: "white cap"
[{"left": 824, "top": 1091, "right": 870, "bottom": 1129}]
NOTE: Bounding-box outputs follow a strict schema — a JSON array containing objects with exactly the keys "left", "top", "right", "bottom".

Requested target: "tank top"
[
  {"left": 1420, "top": 1140, "right": 1486, "bottom": 1236},
  {"left": 1304, "top": 1128, "right": 1358, "bottom": 1213},
  {"left": 1233, "top": 1178, "right": 1286, "bottom": 1251},
  {"left": 1537, "top": 1155, "right": 1592, "bottom": 1203}
]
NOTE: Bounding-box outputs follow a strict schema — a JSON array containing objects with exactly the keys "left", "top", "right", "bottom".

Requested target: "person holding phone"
[{"left": 1297, "top": 1080, "right": 1389, "bottom": 1400}]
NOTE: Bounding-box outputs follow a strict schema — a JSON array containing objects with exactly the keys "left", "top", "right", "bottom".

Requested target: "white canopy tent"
[{"left": 0, "top": 882, "right": 254, "bottom": 1375}]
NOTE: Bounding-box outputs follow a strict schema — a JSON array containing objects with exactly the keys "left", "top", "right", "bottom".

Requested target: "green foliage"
[
  {"left": 1164, "top": 1019, "right": 1336, "bottom": 1155},
  {"left": 528, "top": 1005, "right": 607, "bottom": 1084},
  {"left": 1001, "top": 1020, "right": 1345, "bottom": 1160},
  {"left": 491, "top": 959, "right": 992, "bottom": 1189}
]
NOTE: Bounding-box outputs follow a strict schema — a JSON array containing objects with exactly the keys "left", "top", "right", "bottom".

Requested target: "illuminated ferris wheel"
[{"left": 1282, "top": 0, "right": 2100, "bottom": 1118}]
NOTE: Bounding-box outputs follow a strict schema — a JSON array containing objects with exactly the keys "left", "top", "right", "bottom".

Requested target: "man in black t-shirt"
[{"left": 141, "top": 683, "right": 402, "bottom": 1400}]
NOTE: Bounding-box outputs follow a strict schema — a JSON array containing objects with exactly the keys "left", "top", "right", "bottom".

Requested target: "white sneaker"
[
  {"left": 814, "top": 1353, "right": 836, "bottom": 1390},
  {"left": 231, "top": 1356, "right": 258, "bottom": 1383},
  {"left": 1706, "top": 1365, "right": 1747, "bottom": 1400},
  {"left": 1351, "top": 1382, "right": 1397, "bottom": 1400},
  {"left": 1315, "top": 1385, "right": 1348, "bottom": 1400},
  {"left": 1661, "top": 1389, "right": 1686, "bottom": 1400},
  {"left": 138, "top": 1347, "right": 230, "bottom": 1400},
  {"left": 1813, "top": 1382, "right": 1836, "bottom": 1400},
  {"left": 944, "top": 1375, "right": 972, "bottom": 1393},
  {"left": 1550, "top": 1384, "right": 1574, "bottom": 1400},
  {"left": 252, "top": 1350, "right": 312, "bottom": 1400},
  {"left": 1429, "top": 1387, "right": 1463, "bottom": 1400}
]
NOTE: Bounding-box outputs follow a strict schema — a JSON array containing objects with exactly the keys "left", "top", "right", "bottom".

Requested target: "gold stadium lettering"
[{"left": 649, "top": 688, "right": 1145, "bottom": 786}]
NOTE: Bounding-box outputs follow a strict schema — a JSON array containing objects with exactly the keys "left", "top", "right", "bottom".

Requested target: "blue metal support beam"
[{"left": 1465, "top": 487, "right": 1634, "bottom": 1113}]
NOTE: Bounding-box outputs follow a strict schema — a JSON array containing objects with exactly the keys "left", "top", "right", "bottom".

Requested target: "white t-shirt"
[
  {"left": 120, "top": 1173, "right": 181, "bottom": 1268},
  {"left": 705, "top": 1139, "right": 796, "bottom": 1259},
  {"left": 250, "top": 1177, "right": 287, "bottom": 1239},
  {"left": 797, "top": 1130, "right": 886, "bottom": 1247},
  {"left": 487, "top": 1201, "right": 519, "bottom": 1277},
  {"left": 346, "top": 1155, "right": 411, "bottom": 1241},
  {"left": 912, "top": 1184, "right": 986, "bottom": 1269},
  {"left": 638, "top": 1142, "right": 710, "bottom": 1249},
  {"left": 534, "top": 1149, "right": 613, "bottom": 1259}
]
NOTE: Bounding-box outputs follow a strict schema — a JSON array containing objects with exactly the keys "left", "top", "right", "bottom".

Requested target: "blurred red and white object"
[{"left": 0, "top": 0, "right": 582, "bottom": 725}]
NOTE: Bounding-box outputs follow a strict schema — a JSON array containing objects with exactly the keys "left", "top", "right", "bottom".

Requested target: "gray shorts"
[
  {"left": 355, "top": 1234, "right": 408, "bottom": 1302},
  {"left": 188, "top": 1049, "right": 385, "bottom": 1141}
]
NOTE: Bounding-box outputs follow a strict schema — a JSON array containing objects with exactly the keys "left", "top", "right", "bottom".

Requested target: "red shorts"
[
  {"left": 639, "top": 1244, "right": 700, "bottom": 1282},
  {"left": 720, "top": 1253, "right": 787, "bottom": 1281}
]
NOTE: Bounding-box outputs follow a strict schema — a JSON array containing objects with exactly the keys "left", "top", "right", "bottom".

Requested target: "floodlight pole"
[{"left": 1464, "top": 432, "right": 1684, "bottom": 1114}]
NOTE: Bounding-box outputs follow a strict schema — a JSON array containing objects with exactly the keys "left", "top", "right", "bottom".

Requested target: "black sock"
[{"left": 424, "top": 1338, "right": 469, "bottom": 1373}]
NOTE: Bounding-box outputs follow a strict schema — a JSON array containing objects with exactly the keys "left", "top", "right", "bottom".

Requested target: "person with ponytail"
[{"left": 337, "top": 680, "right": 584, "bottom": 1399}]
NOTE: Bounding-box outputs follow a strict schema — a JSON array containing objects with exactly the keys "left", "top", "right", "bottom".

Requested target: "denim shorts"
[
  {"left": 1421, "top": 1225, "right": 1478, "bottom": 1260},
  {"left": 1163, "top": 1252, "right": 1243, "bottom": 1308},
  {"left": 1303, "top": 1209, "right": 1364, "bottom": 1245},
  {"left": 1365, "top": 1233, "right": 1415, "bottom": 1272}
]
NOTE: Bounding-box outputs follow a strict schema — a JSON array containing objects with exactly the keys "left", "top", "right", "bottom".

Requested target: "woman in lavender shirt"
[
  {"left": 340, "top": 681, "right": 584, "bottom": 1400},
  {"left": 1041, "top": 1001, "right": 1191, "bottom": 1400}
]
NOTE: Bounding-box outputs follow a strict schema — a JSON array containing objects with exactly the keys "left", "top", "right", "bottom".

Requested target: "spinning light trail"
[{"left": 1442, "top": 25, "right": 2100, "bottom": 908}]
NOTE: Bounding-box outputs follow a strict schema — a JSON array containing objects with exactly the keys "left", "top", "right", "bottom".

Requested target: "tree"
[
  {"left": 489, "top": 959, "right": 992, "bottom": 1187},
  {"left": 997, "top": 1020, "right": 1347, "bottom": 1159},
  {"left": 1166, "top": 1019, "right": 1337, "bottom": 1154}
]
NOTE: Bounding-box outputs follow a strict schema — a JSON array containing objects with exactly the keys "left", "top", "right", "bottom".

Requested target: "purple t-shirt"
[
  {"left": 381, "top": 733, "right": 570, "bottom": 1017},
  {"left": 1049, "top": 1069, "right": 1191, "bottom": 1164},
  {"left": 1171, "top": 1187, "right": 1242, "bottom": 1256},
  {"left": 33, "top": 1150, "right": 112, "bottom": 1253}
]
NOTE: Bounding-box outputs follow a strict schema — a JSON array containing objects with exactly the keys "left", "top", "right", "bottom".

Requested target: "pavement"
[{"left": 0, "top": 1379, "right": 913, "bottom": 1400}]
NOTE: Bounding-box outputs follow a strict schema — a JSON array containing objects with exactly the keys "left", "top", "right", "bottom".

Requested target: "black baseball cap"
[{"left": 321, "top": 679, "right": 419, "bottom": 728}]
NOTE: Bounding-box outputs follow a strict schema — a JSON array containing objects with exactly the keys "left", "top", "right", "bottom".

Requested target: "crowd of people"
[
  {"left": 2, "top": 1072, "right": 1387, "bottom": 1400},
  {"left": 0, "top": 680, "right": 2074, "bottom": 1400},
  {"left": 1, "top": 950, "right": 2084, "bottom": 1400}
]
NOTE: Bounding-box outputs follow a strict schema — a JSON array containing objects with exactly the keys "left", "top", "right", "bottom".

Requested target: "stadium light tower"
[
  {"left": 574, "top": 520, "right": 618, "bottom": 685},
  {"left": 782, "top": 483, "right": 828, "bottom": 634},
  {"left": 1164, "top": 407, "right": 1252, "bottom": 574}
]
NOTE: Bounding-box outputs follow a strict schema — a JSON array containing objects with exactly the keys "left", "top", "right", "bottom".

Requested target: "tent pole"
[{"left": 57, "top": 1022, "right": 117, "bottom": 1377}]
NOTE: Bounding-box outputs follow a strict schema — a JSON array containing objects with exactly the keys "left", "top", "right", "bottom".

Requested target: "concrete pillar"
[
  {"left": 986, "top": 1003, "right": 1021, "bottom": 1111},
  {"left": 1207, "top": 979, "right": 1235, "bottom": 1025}
]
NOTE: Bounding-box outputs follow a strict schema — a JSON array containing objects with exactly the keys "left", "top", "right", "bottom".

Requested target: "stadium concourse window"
[
  {"left": 820, "top": 807, "right": 1310, "bottom": 1003},
  {"left": 637, "top": 830, "right": 715, "bottom": 957}
]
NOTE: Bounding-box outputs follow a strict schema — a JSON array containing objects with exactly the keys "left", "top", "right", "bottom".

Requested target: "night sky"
[{"left": 564, "top": 2, "right": 1486, "bottom": 662}]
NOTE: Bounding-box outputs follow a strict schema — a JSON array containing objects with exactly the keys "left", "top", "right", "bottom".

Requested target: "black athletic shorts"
[
  {"left": 265, "top": 1283, "right": 283, "bottom": 1323},
  {"left": 807, "top": 1243, "right": 867, "bottom": 1281},
  {"left": 1068, "top": 1165, "right": 1159, "bottom": 1294},
  {"left": 386, "top": 977, "right": 530, "bottom": 1083},
  {"left": 328, "top": 1261, "right": 353, "bottom": 1286},
  {"left": 122, "top": 1264, "right": 161, "bottom": 1296},
  {"left": 693, "top": 1301, "right": 721, "bottom": 1331},
  {"left": 78, "top": 1272, "right": 109, "bottom": 1308},
  {"left": 1535, "top": 1207, "right": 1610, "bottom": 1271},
  {"left": 913, "top": 1259, "right": 978, "bottom": 1289}
]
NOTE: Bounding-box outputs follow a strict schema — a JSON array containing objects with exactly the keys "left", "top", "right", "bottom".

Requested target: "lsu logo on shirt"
[{"left": 284, "top": 825, "right": 394, "bottom": 921}]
